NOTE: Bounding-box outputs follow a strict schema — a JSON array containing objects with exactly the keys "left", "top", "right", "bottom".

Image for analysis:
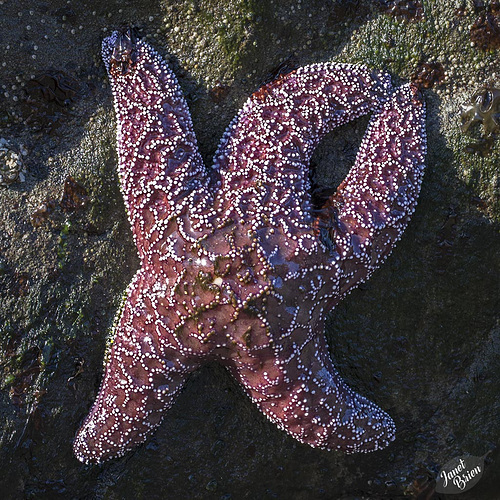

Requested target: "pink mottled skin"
[{"left": 73, "top": 29, "right": 426, "bottom": 464}]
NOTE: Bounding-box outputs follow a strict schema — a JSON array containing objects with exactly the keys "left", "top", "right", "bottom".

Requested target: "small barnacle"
[
  {"left": 0, "top": 138, "right": 27, "bottom": 187},
  {"left": 454, "top": 2, "right": 468, "bottom": 17}
]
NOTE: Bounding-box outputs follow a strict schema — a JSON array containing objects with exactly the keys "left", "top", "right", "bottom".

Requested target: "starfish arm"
[
  {"left": 73, "top": 272, "right": 199, "bottom": 464},
  {"left": 212, "top": 64, "right": 392, "bottom": 229},
  {"left": 102, "top": 30, "right": 211, "bottom": 257},
  {"left": 231, "top": 328, "right": 395, "bottom": 453},
  {"left": 317, "top": 84, "right": 426, "bottom": 298}
]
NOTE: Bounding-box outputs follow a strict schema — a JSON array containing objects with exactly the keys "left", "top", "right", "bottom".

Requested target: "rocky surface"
[{"left": 0, "top": 0, "right": 498, "bottom": 498}]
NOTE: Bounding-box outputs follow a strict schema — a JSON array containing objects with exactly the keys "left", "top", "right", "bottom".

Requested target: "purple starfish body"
[{"left": 73, "top": 29, "right": 426, "bottom": 464}]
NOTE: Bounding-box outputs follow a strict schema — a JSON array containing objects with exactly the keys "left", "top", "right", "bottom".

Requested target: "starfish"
[{"left": 74, "top": 28, "right": 426, "bottom": 464}]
